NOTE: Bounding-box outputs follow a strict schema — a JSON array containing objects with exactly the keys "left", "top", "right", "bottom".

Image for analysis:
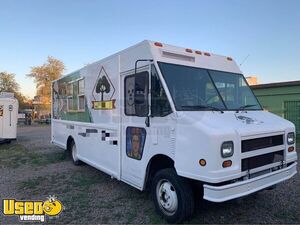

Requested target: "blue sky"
[{"left": 0, "top": 0, "right": 299, "bottom": 98}]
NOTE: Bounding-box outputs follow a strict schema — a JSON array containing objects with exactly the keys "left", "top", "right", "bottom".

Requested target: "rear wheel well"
[
  {"left": 144, "top": 154, "right": 174, "bottom": 190},
  {"left": 66, "top": 136, "right": 74, "bottom": 151}
]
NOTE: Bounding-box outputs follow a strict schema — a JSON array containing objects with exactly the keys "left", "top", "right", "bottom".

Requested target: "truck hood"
[{"left": 177, "top": 110, "right": 295, "bottom": 137}]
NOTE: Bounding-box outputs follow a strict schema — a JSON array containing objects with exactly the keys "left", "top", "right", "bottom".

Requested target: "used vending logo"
[{"left": 2, "top": 195, "right": 63, "bottom": 222}]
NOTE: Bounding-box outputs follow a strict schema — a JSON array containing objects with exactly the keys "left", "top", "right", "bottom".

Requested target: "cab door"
[{"left": 121, "top": 66, "right": 151, "bottom": 188}]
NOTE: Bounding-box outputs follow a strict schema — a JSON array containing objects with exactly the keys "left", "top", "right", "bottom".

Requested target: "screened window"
[
  {"left": 67, "top": 96, "right": 73, "bottom": 111},
  {"left": 124, "top": 71, "right": 149, "bottom": 117},
  {"left": 78, "top": 95, "right": 85, "bottom": 111},
  {"left": 67, "top": 82, "right": 74, "bottom": 111},
  {"left": 78, "top": 79, "right": 85, "bottom": 95},
  {"left": 67, "top": 83, "right": 73, "bottom": 96}
]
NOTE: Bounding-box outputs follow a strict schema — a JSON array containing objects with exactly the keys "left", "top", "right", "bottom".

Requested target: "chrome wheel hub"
[
  {"left": 156, "top": 179, "right": 178, "bottom": 215},
  {"left": 72, "top": 144, "right": 78, "bottom": 161}
]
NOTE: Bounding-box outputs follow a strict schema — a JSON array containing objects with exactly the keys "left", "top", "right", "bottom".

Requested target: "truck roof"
[
  {"left": 57, "top": 40, "right": 241, "bottom": 81},
  {"left": 148, "top": 40, "right": 241, "bottom": 74}
]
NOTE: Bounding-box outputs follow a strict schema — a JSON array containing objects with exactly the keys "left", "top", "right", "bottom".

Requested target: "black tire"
[
  {"left": 70, "top": 141, "right": 82, "bottom": 166},
  {"left": 151, "top": 168, "right": 195, "bottom": 224}
]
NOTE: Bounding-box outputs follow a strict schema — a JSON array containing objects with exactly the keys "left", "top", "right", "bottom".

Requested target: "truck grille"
[
  {"left": 241, "top": 135, "right": 283, "bottom": 153},
  {"left": 241, "top": 150, "right": 284, "bottom": 171}
]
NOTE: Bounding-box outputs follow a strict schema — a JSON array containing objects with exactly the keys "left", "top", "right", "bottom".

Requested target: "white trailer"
[
  {"left": 51, "top": 41, "right": 297, "bottom": 223},
  {"left": 0, "top": 92, "right": 19, "bottom": 142}
]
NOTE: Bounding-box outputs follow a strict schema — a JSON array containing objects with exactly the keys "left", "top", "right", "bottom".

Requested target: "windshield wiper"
[
  {"left": 181, "top": 105, "right": 224, "bottom": 113},
  {"left": 236, "top": 104, "right": 257, "bottom": 112}
]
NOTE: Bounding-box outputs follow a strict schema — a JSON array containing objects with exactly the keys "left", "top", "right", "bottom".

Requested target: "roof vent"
[{"left": 162, "top": 51, "right": 195, "bottom": 62}]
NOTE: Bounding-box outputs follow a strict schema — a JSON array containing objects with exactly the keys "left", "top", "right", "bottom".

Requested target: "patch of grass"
[
  {"left": 112, "top": 212, "right": 123, "bottom": 220},
  {"left": 30, "top": 152, "right": 68, "bottom": 166},
  {"left": 19, "top": 176, "right": 48, "bottom": 189},
  {"left": 70, "top": 172, "right": 104, "bottom": 188},
  {"left": 125, "top": 208, "right": 137, "bottom": 224},
  {"left": 272, "top": 209, "right": 299, "bottom": 224},
  {"left": 143, "top": 204, "right": 166, "bottom": 224},
  {"left": 0, "top": 143, "right": 67, "bottom": 169},
  {"left": 17, "top": 171, "right": 104, "bottom": 198},
  {"left": 148, "top": 213, "right": 166, "bottom": 224},
  {"left": 16, "top": 172, "right": 95, "bottom": 224},
  {"left": 18, "top": 173, "right": 68, "bottom": 196},
  {"left": 0, "top": 144, "right": 29, "bottom": 168}
]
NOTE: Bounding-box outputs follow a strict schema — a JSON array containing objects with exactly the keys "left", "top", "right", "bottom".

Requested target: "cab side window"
[
  {"left": 124, "top": 71, "right": 149, "bottom": 117},
  {"left": 151, "top": 65, "right": 172, "bottom": 116}
]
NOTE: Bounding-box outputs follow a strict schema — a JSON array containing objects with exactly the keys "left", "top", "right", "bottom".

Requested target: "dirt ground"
[{"left": 0, "top": 125, "right": 299, "bottom": 224}]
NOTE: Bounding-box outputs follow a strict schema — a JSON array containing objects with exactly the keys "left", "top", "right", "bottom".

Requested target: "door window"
[{"left": 124, "top": 71, "right": 149, "bottom": 117}]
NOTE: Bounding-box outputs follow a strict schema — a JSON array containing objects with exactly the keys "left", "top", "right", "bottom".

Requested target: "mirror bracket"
[
  {"left": 134, "top": 59, "right": 153, "bottom": 75},
  {"left": 145, "top": 116, "right": 150, "bottom": 127}
]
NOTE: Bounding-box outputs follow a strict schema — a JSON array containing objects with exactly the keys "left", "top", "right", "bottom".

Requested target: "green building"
[{"left": 252, "top": 80, "right": 300, "bottom": 141}]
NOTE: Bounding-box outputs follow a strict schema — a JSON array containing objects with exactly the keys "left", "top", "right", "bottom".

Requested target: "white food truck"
[
  {"left": 0, "top": 92, "right": 19, "bottom": 142},
  {"left": 51, "top": 41, "right": 297, "bottom": 223}
]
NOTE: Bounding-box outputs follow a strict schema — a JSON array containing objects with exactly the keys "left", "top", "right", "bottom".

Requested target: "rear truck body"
[
  {"left": 0, "top": 92, "right": 19, "bottom": 142},
  {"left": 51, "top": 40, "right": 297, "bottom": 223}
]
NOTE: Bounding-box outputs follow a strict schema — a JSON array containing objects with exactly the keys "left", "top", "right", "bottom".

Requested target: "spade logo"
[
  {"left": 92, "top": 67, "right": 115, "bottom": 101},
  {"left": 96, "top": 75, "right": 110, "bottom": 101}
]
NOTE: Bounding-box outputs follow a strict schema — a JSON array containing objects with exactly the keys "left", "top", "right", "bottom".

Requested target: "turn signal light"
[
  {"left": 199, "top": 159, "right": 206, "bottom": 166},
  {"left": 185, "top": 48, "right": 193, "bottom": 53},
  {"left": 288, "top": 146, "right": 295, "bottom": 152},
  {"left": 222, "top": 160, "right": 232, "bottom": 168},
  {"left": 154, "top": 42, "right": 163, "bottom": 47}
]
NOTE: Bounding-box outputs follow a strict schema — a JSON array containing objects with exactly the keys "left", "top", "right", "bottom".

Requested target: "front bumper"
[{"left": 203, "top": 162, "right": 297, "bottom": 202}]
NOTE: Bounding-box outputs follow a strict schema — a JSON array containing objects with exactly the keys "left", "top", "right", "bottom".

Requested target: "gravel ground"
[{"left": 0, "top": 125, "right": 299, "bottom": 224}]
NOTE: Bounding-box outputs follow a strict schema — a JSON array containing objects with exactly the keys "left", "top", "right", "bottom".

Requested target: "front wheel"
[{"left": 151, "top": 168, "right": 194, "bottom": 223}]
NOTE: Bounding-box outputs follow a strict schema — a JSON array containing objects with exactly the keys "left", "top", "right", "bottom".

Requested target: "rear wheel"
[
  {"left": 151, "top": 168, "right": 194, "bottom": 223},
  {"left": 70, "top": 141, "right": 82, "bottom": 165}
]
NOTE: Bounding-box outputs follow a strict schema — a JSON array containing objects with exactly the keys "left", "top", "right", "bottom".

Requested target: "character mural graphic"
[
  {"left": 126, "top": 127, "right": 146, "bottom": 160},
  {"left": 125, "top": 76, "right": 136, "bottom": 115}
]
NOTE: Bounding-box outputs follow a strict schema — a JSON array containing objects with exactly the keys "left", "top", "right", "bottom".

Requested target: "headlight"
[
  {"left": 221, "top": 141, "right": 234, "bottom": 158},
  {"left": 287, "top": 132, "right": 295, "bottom": 145}
]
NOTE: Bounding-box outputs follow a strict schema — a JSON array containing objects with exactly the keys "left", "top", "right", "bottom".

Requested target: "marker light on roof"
[
  {"left": 204, "top": 52, "right": 211, "bottom": 56},
  {"left": 195, "top": 50, "right": 202, "bottom": 55},
  {"left": 227, "top": 57, "right": 233, "bottom": 61},
  {"left": 185, "top": 48, "right": 193, "bottom": 53},
  {"left": 154, "top": 42, "right": 163, "bottom": 47}
]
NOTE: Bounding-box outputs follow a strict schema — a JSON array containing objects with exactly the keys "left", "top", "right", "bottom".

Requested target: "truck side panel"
[{"left": 52, "top": 54, "right": 121, "bottom": 179}]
